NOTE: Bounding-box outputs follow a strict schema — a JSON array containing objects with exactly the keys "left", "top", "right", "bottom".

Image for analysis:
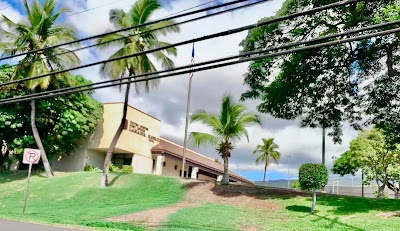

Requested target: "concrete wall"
[
  {"left": 51, "top": 148, "right": 86, "bottom": 172},
  {"left": 161, "top": 156, "right": 190, "bottom": 177},
  {"left": 132, "top": 154, "right": 153, "bottom": 174},
  {"left": 85, "top": 150, "right": 105, "bottom": 169}
]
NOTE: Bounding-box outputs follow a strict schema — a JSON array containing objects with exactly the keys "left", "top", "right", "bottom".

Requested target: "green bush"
[
  {"left": 109, "top": 163, "right": 120, "bottom": 172},
  {"left": 299, "top": 163, "right": 328, "bottom": 191},
  {"left": 290, "top": 180, "right": 300, "bottom": 189},
  {"left": 122, "top": 165, "right": 133, "bottom": 173},
  {"left": 298, "top": 163, "right": 328, "bottom": 214},
  {"left": 84, "top": 164, "right": 102, "bottom": 173}
]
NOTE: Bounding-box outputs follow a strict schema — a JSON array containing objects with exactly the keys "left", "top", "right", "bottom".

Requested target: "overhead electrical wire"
[
  {"left": 0, "top": 0, "right": 257, "bottom": 62},
  {"left": 2, "top": 0, "right": 273, "bottom": 69},
  {"left": 2, "top": 24, "right": 399, "bottom": 105},
  {"left": 0, "top": 0, "right": 366, "bottom": 88}
]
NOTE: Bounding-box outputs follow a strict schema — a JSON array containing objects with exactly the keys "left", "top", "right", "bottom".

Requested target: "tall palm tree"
[
  {"left": 253, "top": 138, "right": 281, "bottom": 183},
  {"left": 190, "top": 95, "right": 261, "bottom": 185},
  {"left": 0, "top": 0, "right": 80, "bottom": 177},
  {"left": 97, "top": 0, "right": 179, "bottom": 187}
]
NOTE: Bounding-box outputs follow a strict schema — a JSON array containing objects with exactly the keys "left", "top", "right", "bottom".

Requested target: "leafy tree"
[
  {"left": 332, "top": 128, "right": 400, "bottom": 199},
  {"left": 97, "top": 0, "right": 179, "bottom": 187},
  {"left": 0, "top": 65, "right": 103, "bottom": 170},
  {"left": 0, "top": 140, "right": 13, "bottom": 171},
  {"left": 240, "top": 0, "right": 400, "bottom": 144},
  {"left": 190, "top": 95, "right": 261, "bottom": 185},
  {"left": 253, "top": 138, "right": 281, "bottom": 183},
  {"left": 0, "top": 0, "right": 80, "bottom": 177},
  {"left": 299, "top": 163, "right": 328, "bottom": 214}
]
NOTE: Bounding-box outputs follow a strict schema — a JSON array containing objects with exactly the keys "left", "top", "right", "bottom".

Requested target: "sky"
[{"left": 0, "top": 0, "right": 362, "bottom": 184}]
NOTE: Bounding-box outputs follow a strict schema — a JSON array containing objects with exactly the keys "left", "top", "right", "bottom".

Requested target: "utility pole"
[
  {"left": 181, "top": 44, "right": 195, "bottom": 178},
  {"left": 332, "top": 156, "right": 337, "bottom": 194},
  {"left": 287, "top": 155, "right": 292, "bottom": 189},
  {"left": 322, "top": 127, "right": 326, "bottom": 165}
]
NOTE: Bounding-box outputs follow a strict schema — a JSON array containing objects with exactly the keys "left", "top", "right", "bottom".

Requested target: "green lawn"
[
  {"left": 0, "top": 172, "right": 185, "bottom": 230},
  {"left": 159, "top": 195, "right": 400, "bottom": 231},
  {"left": 1, "top": 172, "right": 400, "bottom": 231}
]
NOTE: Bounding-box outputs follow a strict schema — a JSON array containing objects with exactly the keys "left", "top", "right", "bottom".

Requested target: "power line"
[
  {"left": 2, "top": 25, "right": 399, "bottom": 105},
  {"left": 0, "top": 0, "right": 255, "bottom": 62},
  {"left": 2, "top": 19, "right": 397, "bottom": 104},
  {"left": 0, "top": 0, "right": 365, "bottom": 88},
  {"left": 67, "top": 0, "right": 126, "bottom": 17},
  {"left": 3, "top": 0, "right": 272, "bottom": 69}
]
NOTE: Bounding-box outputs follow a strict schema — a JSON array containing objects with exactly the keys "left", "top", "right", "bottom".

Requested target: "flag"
[{"left": 189, "top": 43, "right": 195, "bottom": 78}]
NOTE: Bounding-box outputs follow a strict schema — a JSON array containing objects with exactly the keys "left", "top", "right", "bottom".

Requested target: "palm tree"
[
  {"left": 253, "top": 138, "right": 281, "bottom": 183},
  {"left": 0, "top": 0, "right": 80, "bottom": 177},
  {"left": 97, "top": 0, "right": 179, "bottom": 187},
  {"left": 190, "top": 95, "right": 261, "bottom": 185}
]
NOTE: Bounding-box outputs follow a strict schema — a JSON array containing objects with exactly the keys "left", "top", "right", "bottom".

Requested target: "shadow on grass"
[
  {"left": 108, "top": 173, "right": 125, "bottom": 187},
  {"left": 286, "top": 205, "right": 365, "bottom": 231},
  {"left": 315, "top": 194, "right": 400, "bottom": 215},
  {"left": 286, "top": 205, "right": 310, "bottom": 213},
  {"left": 0, "top": 171, "right": 47, "bottom": 183}
]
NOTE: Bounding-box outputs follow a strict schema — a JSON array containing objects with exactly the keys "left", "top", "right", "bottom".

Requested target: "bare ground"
[{"left": 107, "top": 180, "right": 305, "bottom": 229}]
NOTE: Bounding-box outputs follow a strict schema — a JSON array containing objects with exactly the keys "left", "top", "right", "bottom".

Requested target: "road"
[{"left": 0, "top": 219, "right": 83, "bottom": 231}]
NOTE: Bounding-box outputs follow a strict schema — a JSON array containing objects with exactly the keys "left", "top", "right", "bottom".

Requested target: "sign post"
[{"left": 22, "top": 148, "right": 41, "bottom": 214}]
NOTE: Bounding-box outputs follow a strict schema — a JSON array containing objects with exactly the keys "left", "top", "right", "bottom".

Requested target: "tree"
[
  {"left": 190, "top": 95, "right": 261, "bottom": 185},
  {"left": 332, "top": 128, "right": 400, "bottom": 199},
  {"left": 299, "top": 163, "right": 328, "bottom": 214},
  {"left": 97, "top": 0, "right": 179, "bottom": 187},
  {"left": 0, "top": 0, "right": 80, "bottom": 177},
  {"left": 0, "top": 140, "right": 13, "bottom": 171},
  {"left": 240, "top": 0, "right": 400, "bottom": 144},
  {"left": 253, "top": 138, "right": 281, "bottom": 183},
  {"left": 0, "top": 65, "right": 103, "bottom": 170}
]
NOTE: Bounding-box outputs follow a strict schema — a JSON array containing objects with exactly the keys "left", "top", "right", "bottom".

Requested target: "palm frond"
[{"left": 189, "top": 132, "right": 218, "bottom": 148}]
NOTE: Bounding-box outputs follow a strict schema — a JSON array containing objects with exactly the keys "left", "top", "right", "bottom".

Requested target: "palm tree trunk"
[
  {"left": 101, "top": 80, "right": 131, "bottom": 187},
  {"left": 263, "top": 162, "right": 267, "bottom": 183},
  {"left": 31, "top": 99, "right": 53, "bottom": 177},
  {"left": 222, "top": 154, "right": 229, "bottom": 185}
]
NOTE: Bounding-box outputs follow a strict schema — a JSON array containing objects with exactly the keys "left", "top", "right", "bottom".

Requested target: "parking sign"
[{"left": 23, "top": 148, "right": 41, "bottom": 164}]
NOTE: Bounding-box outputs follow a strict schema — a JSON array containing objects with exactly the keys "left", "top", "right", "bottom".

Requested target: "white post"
[
  {"left": 22, "top": 163, "right": 33, "bottom": 214},
  {"left": 287, "top": 155, "right": 292, "bottom": 189}
]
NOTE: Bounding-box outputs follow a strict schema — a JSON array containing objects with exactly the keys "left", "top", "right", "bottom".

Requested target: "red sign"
[{"left": 23, "top": 149, "right": 41, "bottom": 164}]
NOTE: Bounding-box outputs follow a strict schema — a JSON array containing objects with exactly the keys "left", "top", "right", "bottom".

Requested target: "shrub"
[
  {"left": 109, "top": 163, "right": 120, "bottom": 172},
  {"left": 299, "top": 163, "right": 328, "bottom": 214},
  {"left": 122, "top": 165, "right": 133, "bottom": 173},
  {"left": 84, "top": 164, "right": 102, "bottom": 173}
]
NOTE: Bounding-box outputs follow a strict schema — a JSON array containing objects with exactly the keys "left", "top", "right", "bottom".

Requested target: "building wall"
[
  {"left": 162, "top": 156, "right": 190, "bottom": 177},
  {"left": 132, "top": 154, "right": 153, "bottom": 174},
  {"left": 85, "top": 150, "right": 105, "bottom": 169},
  {"left": 51, "top": 148, "right": 86, "bottom": 172},
  {"left": 90, "top": 103, "right": 161, "bottom": 162}
]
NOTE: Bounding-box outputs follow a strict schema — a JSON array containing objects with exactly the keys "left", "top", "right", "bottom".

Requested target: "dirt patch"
[
  {"left": 376, "top": 211, "right": 400, "bottom": 218},
  {"left": 107, "top": 181, "right": 287, "bottom": 228},
  {"left": 108, "top": 201, "right": 197, "bottom": 227}
]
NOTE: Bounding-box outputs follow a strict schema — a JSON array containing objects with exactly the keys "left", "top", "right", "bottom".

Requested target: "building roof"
[{"left": 152, "top": 138, "right": 254, "bottom": 184}]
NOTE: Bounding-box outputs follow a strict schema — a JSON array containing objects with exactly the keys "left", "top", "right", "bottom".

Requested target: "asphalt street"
[{"left": 0, "top": 219, "right": 83, "bottom": 231}]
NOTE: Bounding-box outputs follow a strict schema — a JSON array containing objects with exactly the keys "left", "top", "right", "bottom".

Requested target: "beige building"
[{"left": 51, "top": 103, "right": 253, "bottom": 184}]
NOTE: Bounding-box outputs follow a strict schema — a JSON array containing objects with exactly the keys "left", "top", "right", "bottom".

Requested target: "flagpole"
[{"left": 181, "top": 43, "right": 195, "bottom": 178}]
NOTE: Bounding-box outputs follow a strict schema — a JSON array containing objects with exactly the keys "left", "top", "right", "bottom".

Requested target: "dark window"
[
  {"left": 163, "top": 162, "right": 166, "bottom": 167},
  {"left": 174, "top": 165, "right": 177, "bottom": 170},
  {"left": 179, "top": 170, "right": 187, "bottom": 177}
]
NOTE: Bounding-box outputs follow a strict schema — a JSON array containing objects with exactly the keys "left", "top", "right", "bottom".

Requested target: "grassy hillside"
[
  {"left": 1, "top": 172, "right": 400, "bottom": 231},
  {"left": 0, "top": 172, "right": 185, "bottom": 230}
]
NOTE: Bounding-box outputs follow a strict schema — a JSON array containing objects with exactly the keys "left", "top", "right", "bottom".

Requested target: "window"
[
  {"left": 163, "top": 162, "right": 166, "bottom": 167},
  {"left": 174, "top": 165, "right": 177, "bottom": 170},
  {"left": 112, "top": 154, "right": 133, "bottom": 168}
]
